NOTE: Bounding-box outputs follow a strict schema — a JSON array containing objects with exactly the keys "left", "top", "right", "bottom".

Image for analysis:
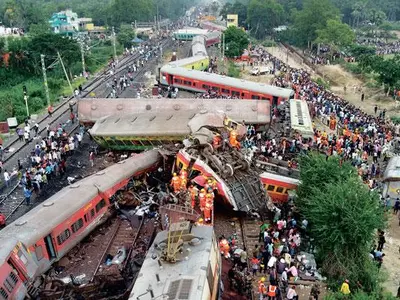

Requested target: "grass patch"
[
  {"left": 60, "top": 77, "right": 86, "bottom": 97},
  {"left": 227, "top": 62, "right": 241, "bottom": 78}
]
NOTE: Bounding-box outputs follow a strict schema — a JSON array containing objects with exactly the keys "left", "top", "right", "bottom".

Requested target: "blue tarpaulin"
[{"left": 131, "top": 37, "right": 144, "bottom": 43}]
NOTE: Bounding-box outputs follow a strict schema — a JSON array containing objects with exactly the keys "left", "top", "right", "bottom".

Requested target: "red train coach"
[
  {"left": 259, "top": 171, "right": 300, "bottom": 203},
  {"left": 0, "top": 150, "right": 161, "bottom": 300},
  {"left": 159, "top": 64, "right": 294, "bottom": 106}
]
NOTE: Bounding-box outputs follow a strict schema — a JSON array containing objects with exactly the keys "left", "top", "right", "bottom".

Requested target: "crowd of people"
[
  {"left": 358, "top": 38, "right": 400, "bottom": 55},
  {"left": 107, "top": 43, "right": 163, "bottom": 98},
  {"left": 219, "top": 207, "right": 321, "bottom": 300},
  {"left": 21, "top": 122, "right": 85, "bottom": 205},
  {"left": 1, "top": 116, "right": 86, "bottom": 209},
  {"left": 240, "top": 46, "right": 396, "bottom": 192}
]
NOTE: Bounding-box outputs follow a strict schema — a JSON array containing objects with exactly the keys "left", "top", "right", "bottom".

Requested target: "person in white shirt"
[
  {"left": 287, "top": 285, "right": 298, "bottom": 300},
  {"left": 3, "top": 170, "right": 10, "bottom": 187}
]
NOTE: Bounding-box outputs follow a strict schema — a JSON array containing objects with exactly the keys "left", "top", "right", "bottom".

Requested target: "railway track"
[
  {"left": 0, "top": 123, "right": 80, "bottom": 223},
  {"left": 0, "top": 37, "right": 174, "bottom": 223},
  {"left": 39, "top": 213, "right": 157, "bottom": 300},
  {"left": 1, "top": 37, "right": 171, "bottom": 166}
]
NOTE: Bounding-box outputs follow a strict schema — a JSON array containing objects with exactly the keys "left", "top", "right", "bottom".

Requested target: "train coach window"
[
  {"left": 56, "top": 229, "right": 71, "bottom": 246},
  {"left": 17, "top": 250, "right": 27, "bottom": 265},
  {"left": 4, "top": 273, "right": 17, "bottom": 293},
  {"left": 95, "top": 199, "right": 106, "bottom": 213},
  {"left": 71, "top": 218, "right": 84, "bottom": 233},
  {"left": 212, "top": 86, "right": 220, "bottom": 92},
  {"left": 202, "top": 84, "right": 209, "bottom": 89},
  {"left": 35, "top": 246, "right": 44, "bottom": 261},
  {"left": 174, "top": 78, "right": 182, "bottom": 84},
  {"left": 276, "top": 187, "right": 284, "bottom": 194},
  {"left": 0, "top": 287, "right": 8, "bottom": 299},
  {"left": 261, "top": 97, "right": 269, "bottom": 100},
  {"left": 183, "top": 80, "right": 192, "bottom": 85},
  {"left": 267, "top": 185, "right": 275, "bottom": 191},
  {"left": 251, "top": 95, "right": 260, "bottom": 100},
  {"left": 232, "top": 91, "right": 240, "bottom": 97},
  {"left": 222, "top": 88, "right": 230, "bottom": 94},
  {"left": 91, "top": 209, "right": 95, "bottom": 218}
]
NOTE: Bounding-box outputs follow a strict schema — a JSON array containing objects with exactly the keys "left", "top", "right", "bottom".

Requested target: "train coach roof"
[
  {"left": 173, "top": 28, "right": 209, "bottom": 35},
  {"left": 175, "top": 55, "right": 208, "bottom": 67},
  {"left": 259, "top": 172, "right": 301, "bottom": 185},
  {"left": 90, "top": 113, "right": 193, "bottom": 137},
  {"left": 384, "top": 156, "right": 400, "bottom": 181},
  {"left": 78, "top": 98, "right": 270, "bottom": 124},
  {"left": 0, "top": 151, "right": 160, "bottom": 247},
  {"left": 129, "top": 225, "right": 214, "bottom": 300},
  {"left": 161, "top": 64, "right": 294, "bottom": 98}
]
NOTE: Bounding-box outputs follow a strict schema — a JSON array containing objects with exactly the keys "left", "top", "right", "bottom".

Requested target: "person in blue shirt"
[{"left": 24, "top": 186, "right": 32, "bottom": 206}]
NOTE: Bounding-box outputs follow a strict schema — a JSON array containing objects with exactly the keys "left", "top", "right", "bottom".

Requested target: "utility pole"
[
  {"left": 112, "top": 27, "right": 117, "bottom": 65},
  {"left": 222, "top": 33, "right": 225, "bottom": 61},
  {"left": 40, "top": 54, "right": 51, "bottom": 107},
  {"left": 80, "top": 40, "right": 86, "bottom": 76},
  {"left": 57, "top": 52, "right": 75, "bottom": 97},
  {"left": 23, "top": 85, "right": 29, "bottom": 117},
  {"left": 156, "top": 4, "right": 160, "bottom": 32}
]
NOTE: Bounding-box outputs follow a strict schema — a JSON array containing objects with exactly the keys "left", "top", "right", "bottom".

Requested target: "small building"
[
  {"left": 49, "top": 10, "right": 93, "bottom": 36},
  {"left": 227, "top": 14, "right": 238, "bottom": 27}
]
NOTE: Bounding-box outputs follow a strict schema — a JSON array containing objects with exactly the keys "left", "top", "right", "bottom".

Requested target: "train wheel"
[
  {"left": 240, "top": 159, "right": 250, "bottom": 171},
  {"left": 223, "top": 164, "right": 234, "bottom": 177},
  {"left": 202, "top": 143, "right": 214, "bottom": 155}
]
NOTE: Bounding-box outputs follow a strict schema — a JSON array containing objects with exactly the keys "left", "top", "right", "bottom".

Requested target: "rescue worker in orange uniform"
[
  {"left": 229, "top": 130, "right": 240, "bottom": 149},
  {"left": 170, "top": 173, "right": 181, "bottom": 193},
  {"left": 266, "top": 283, "right": 278, "bottom": 300},
  {"left": 204, "top": 192, "right": 214, "bottom": 223},
  {"left": 219, "top": 237, "right": 230, "bottom": 258},
  {"left": 188, "top": 184, "right": 198, "bottom": 208},
  {"left": 258, "top": 277, "right": 267, "bottom": 300},
  {"left": 199, "top": 189, "right": 206, "bottom": 211},
  {"left": 180, "top": 176, "right": 187, "bottom": 191},
  {"left": 204, "top": 202, "right": 212, "bottom": 223}
]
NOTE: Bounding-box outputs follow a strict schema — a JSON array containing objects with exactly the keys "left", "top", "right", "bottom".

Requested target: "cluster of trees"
[
  {"left": 296, "top": 154, "right": 386, "bottom": 296},
  {"left": 0, "top": 0, "right": 197, "bottom": 30},
  {"left": 0, "top": 33, "right": 118, "bottom": 122},
  {"left": 224, "top": 26, "right": 249, "bottom": 58},
  {"left": 220, "top": 0, "right": 398, "bottom": 43},
  {"left": 355, "top": 50, "right": 400, "bottom": 91}
]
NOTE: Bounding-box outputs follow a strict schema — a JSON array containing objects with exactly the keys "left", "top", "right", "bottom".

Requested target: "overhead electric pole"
[
  {"left": 112, "top": 26, "right": 117, "bottom": 64},
  {"left": 40, "top": 54, "right": 51, "bottom": 107},
  {"left": 57, "top": 52, "right": 74, "bottom": 97},
  {"left": 23, "top": 85, "right": 29, "bottom": 117},
  {"left": 80, "top": 40, "right": 86, "bottom": 76}
]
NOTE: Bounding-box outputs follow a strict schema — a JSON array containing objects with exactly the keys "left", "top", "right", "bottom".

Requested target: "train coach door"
[
  {"left": 44, "top": 235, "right": 56, "bottom": 260},
  {"left": 168, "top": 74, "right": 173, "bottom": 85},
  {"left": 272, "top": 96, "right": 279, "bottom": 107}
]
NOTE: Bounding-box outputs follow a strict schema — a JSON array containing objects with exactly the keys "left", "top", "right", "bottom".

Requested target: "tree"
[
  {"left": 292, "top": 0, "right": 340, "bottom": 47},
  {"left": 348, "top": 44, "right": 376, "bottom": 58},
  {"left": 224, "top": 26, "right": 249, "bottom": 58},
  {"left": 247, "top": 0, "right": 284, "bottom": 39},
  {"left": 296, "top": 153, "right": 385, "bottom": 292},
  {"left": 315, "top": 19, "right": 355, "bottom": 58},
  {"left": 116, "top": 25, "right": 136, "bottom": 48},
  {"left": 367, "top": 8, "right": 386, "bottom": 27}
]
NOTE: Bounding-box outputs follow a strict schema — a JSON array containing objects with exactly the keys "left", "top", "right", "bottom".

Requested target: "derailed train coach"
[{"left": 0, "top": 151, "right": 161, "bottom": 300}]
